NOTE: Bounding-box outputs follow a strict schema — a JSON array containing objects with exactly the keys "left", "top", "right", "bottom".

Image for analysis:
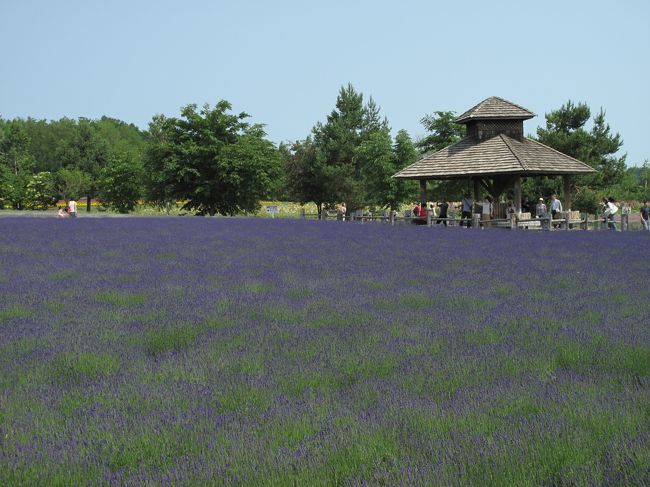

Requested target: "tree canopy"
[{"left": 143, "top": 102, "right": 281, "bottom": 216}]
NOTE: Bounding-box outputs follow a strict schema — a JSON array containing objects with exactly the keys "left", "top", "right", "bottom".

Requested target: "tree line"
[{"left": 0, "top": 84, "right": 646, "bottom": 214}]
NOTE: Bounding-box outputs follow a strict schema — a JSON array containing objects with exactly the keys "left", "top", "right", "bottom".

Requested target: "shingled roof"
[
  {"left": 393, "top": 134, "right": 596, "bottom": 180},
  {"left": 455, "top": 96, "right": 535, "bottom": 124}
]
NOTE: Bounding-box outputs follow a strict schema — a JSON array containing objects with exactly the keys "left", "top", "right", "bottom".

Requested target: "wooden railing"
[{"left": 298, "top": 208, "right": 636, "bottom": 231}]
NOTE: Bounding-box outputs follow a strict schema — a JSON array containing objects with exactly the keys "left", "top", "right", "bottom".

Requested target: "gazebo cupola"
[{"left": 456, "top": 96, "right": 534, "bottom": 142}]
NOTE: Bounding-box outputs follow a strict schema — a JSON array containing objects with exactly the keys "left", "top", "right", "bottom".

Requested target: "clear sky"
[{"left": 1, "top": 0, "right": 649, "bottom": 165}]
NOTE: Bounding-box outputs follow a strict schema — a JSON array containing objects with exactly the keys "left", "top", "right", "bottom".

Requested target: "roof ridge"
[
  {"left": 500, "top": 134, "right": 529, "bottom": 172},
  {"left": 455, "top": 96, "right": 535, "bottom": 123},
  {"left": 490, "top": 96, "right": 535, "bottom": 116}
]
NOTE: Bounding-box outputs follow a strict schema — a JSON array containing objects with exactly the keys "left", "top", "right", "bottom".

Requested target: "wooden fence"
[{"left": 299, "top": 208, "right": 636, "bottom": 231}]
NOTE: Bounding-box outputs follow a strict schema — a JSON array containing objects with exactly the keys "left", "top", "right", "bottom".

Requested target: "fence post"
[
  {"left": 300, "top": 208, "right": 305, "bottom": 219},
  {"left": 510, "top": 213, "right": 517, "bottom": 230},
  {"left": 565, "top": 213, "right": 570, "bottom": 231},
  {"left": 472, "top": 214, "right": 480, "bottom": 229},
  {"left": 427, "top": 209, "right": 432, "bottom": 226}
]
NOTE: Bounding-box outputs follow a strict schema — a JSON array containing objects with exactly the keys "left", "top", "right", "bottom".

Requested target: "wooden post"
[
  {"left": 419, "top": 180, "right": 427, "bottom": 209},
  {"left": 563, "top": 175, "right": 572, "bottom": 211},
  {"left": 513, "top": 176, "right": 522, "bottom": 214},
  {"left": 473, "top": 178, "right": 480, "bottom": 203},
  {"left": 510, "top": 213, "right": 517, "bottom": 230},
  {"left": 300, "top": 208, "right": 305, "bottom": 219},
  {"left": 427, "top": 208, "right": 432, "bottom": 226},
  {"left": 390, "top": 210, "right": 395, "bottom": 226},
  {"left": 565, "top": 213, "right": 570, "bottom": 231}
]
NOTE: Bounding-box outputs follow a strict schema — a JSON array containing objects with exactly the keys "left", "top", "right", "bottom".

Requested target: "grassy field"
[{"left": 1, "top": 218, "right": 649, "bottom": 485}]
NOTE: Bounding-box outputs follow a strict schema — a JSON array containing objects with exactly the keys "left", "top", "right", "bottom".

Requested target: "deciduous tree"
[{"left": 144, "top": 102, "right": 281, "bottom": 216}]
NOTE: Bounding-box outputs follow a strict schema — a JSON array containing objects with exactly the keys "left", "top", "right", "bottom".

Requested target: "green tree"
[
  {"left": 55, "top": 119, "right": 109, "bottom": 211},
  {"left": 313, "top": 83, "right": 367, "bottom": 210},
  {"left": 535, "top": 101, "right": 626, "bottom": 192},
  {"left": 356, "top": 128, "right": 417, "bottom": 211},
  {"left": 308, "top": 84, "right": 396, "bottom": 211},
  {"left": 283, "top": 137, "right": 329, "bottom": 216},
  {"left": 0, "top": 121, "right": 35, "bottom": 209},
  {"left": 98, "top": 153, "right": 143, "bottom": 213},
  {"left": 416, "top": 111, "right": 465, "bottom": 154},
  {"left": 24, "top": 171, "right": 56, "bottom": 209},
  {"left": 55, "top": 167, "right": 92, "bottom": 202},
  {"left": 144, "top": 102, "right": 281, "bottom": 216}
]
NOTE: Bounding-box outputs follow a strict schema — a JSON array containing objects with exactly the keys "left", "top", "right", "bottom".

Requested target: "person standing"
[
  {"left": 437, "top": 199, "right": 449, "bottom": 226},
  {"left": 620, "top": 201, "right": 630, "bottom": 231},
  {"left": 603, "top": 197, "right": 618, "bottom": 231},
  {"left": 480, "top": 196, "right": 493, "bottom": 228},
  {"left": 535, "top": 197, "right": 547, "bottom": 219},
  {"left": 550, "top": 194, "right": 563, "bottom": 228},
  {"left": 68, "top": 198, "right": 78, "bottom": 218},
  {"left": 640, "top": 200, "right": 650, "bottom": 231},
  {"left": 461, "top": 193, "right": 473, "bottom": 227}
]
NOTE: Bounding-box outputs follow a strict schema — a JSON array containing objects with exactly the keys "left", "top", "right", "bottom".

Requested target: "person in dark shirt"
[
  {"left": 461, "top": 193, "right": 473, "bottom": 227},
  {"left": 437, "top": 199, "right": 449, "bottom": 226},
  {"left": 641, "top": 200, "right": 650, "bottom": 231}
]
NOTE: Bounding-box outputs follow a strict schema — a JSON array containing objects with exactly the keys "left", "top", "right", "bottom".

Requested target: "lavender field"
[{"left": 1, "top": 217, "right": 649, "bottom": 485}]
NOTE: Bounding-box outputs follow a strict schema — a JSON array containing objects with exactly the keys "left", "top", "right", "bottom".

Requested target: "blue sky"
[{"left": 1, "top": 0, "right": 648, "bottom": 165}]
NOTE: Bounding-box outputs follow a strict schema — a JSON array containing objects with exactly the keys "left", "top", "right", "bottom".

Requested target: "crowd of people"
[{"left": 408, "top": 194, "right": 650, "bottom": 231}]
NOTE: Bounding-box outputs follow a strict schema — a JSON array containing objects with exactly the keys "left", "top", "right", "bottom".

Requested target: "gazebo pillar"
[
  {"left": 419, "top": 179, "right": 427, "bottom": 208},
  {"left": 513, "top": 176, "right": 522, "bottom": 213},
  {"left": 563, "top": 175, "right": 572, "bottom": 211}
]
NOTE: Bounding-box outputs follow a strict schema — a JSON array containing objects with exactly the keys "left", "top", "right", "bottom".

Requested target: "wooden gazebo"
[{"left": 393, "top": 96, "right": 596, "bottom": 212}]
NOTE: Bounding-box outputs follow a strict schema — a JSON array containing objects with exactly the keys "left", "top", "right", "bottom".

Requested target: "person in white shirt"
[
  {"left": 535, "top": 198, "right": 547, "bottom": 218},
  {"left": 68, "top": 198, "right": 78, "bottom": 218},
  {"left": 480, "top": 196, "right": 493, "bottom": 228},
  {"left": 603, "top": 197, "right": 618, "bottom": 231},
  {"left": 550, "top": 194, "right": 563, "bottom": 228}
]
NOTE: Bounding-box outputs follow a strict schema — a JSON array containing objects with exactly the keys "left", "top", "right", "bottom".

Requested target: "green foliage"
[
  {"left": 535, "top": 101, "right": 626, "bottom": 192},
  {"left": 0, "top": 305, "right": 33, "bottom": 323},
  {"left": 98, "top": 153, "right": 142, "bottom": 213},
  {"left": 283, "top": 136, "right": 329, "bottom": 215},
  {"left": 24, "top": 171, "right": 56, "bottom": 209},
  {"left": 55, "top": 119, "right": 110, "bottom": 209},
  {"left": 286, "top": 83, "right": 405, "bottom": 213},
  {"left": 55, "top": 167, "right": 92, "bottom": 201},
  {"left": 143, "top": 102, "right": 282, "bottom": 216},
  {"left": 572, "top": 186, "right": 600, "bottom": 214},
  {"left": 51, "top": 352, "right": 119, "bottom": 382},
  {"left": 0, "top": 121, "right": 36, "bottom": 209},
  {"left": 360, "top": 128, "right": 417, "bottom": 210},
  {"left": 416, "top": 110, "right": 465, "bottom": 154},
  {"left": 142, "top": 324, "right": 200, "bottom": 356}
]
